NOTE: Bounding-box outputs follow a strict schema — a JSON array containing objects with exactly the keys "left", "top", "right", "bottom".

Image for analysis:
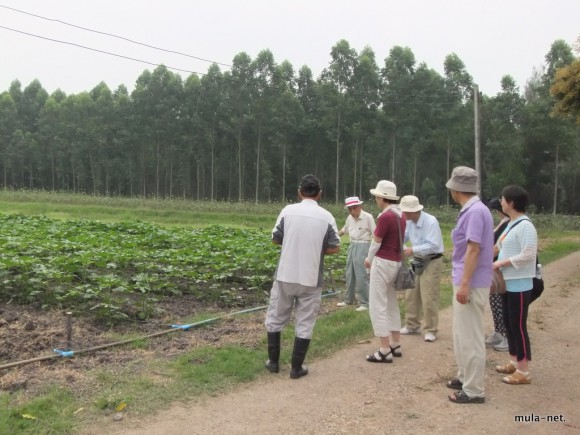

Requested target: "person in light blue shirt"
[
  {"left": 493, "top": 185, "right": 537, "bottom": 386},
  {"left": 399, "top": 196, "right": 444, "bottom": 343}
]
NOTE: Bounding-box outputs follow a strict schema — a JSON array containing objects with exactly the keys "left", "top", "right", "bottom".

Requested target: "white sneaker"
[
  {"left": 493, "top": 336, "right": 509, "bottom": 352},
  {"left": 336, "top": 302, "right": 348, "bottom": 307},
  {"left": 424, "top": 333, "right": 437, "bottom": 342},
  {"left": 485, "top": 331, "right": 503, "bottom": 347},
  {"left": 400, "top": 326, "right": 421, "bottom": 335},
  {"left": 355, "top": 306, "right": 368, "bottom": 312}
]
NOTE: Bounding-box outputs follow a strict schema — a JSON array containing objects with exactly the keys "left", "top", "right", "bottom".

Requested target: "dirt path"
[{"left": 93, "top": 251, "right": 580, "bottom": 435}]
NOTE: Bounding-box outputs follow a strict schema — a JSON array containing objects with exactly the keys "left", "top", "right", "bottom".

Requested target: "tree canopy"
[{"left": 0, "top": 39, "right": 579, "bottom": 212}]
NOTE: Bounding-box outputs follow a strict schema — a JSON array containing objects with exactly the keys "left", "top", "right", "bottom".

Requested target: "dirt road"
[{"left": 94, "top": 251, "right": 580, "bottom": 435}]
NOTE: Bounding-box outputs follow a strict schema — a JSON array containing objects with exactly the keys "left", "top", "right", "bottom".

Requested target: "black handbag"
[{"left": 530, "top": 277, "right": 544, "bottom": 303}]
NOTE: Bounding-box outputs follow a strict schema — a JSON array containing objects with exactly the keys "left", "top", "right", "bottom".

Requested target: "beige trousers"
[
  {"left": 369, "top": 257, "right": 401, "bottom": 337},
  {"left": 404, "top": 257, "right": 443, "bottom": 333},
  {"left": 452, "top": 286, "right": 489, "bottom": 398}
]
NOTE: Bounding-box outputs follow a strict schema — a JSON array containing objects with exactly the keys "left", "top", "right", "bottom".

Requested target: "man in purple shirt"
[{"left": 445, "top": 166, "right": 494, "bottom": 404}]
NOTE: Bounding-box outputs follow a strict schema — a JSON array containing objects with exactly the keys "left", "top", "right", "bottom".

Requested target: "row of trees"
[{"left": 0, "top": 39, "right": 579, "bottom": 211}]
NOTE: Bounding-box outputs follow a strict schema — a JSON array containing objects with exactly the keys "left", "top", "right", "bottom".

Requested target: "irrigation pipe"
[{"left": 0, "top": 289, "right": 339, "bottom": 372}]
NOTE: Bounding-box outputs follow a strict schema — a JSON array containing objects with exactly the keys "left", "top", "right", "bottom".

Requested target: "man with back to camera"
[
  {"left": 337, "top": 196, "right": 376, "bottom": 312},
  {"left": 264, "top": 174, "right": 341, "bottom": 379},
  {"left": 445, "top": 166, "right": 494, "bottom": 404},
  {"left": 399, "top": 195, "right": 444, "bottom": 343}
]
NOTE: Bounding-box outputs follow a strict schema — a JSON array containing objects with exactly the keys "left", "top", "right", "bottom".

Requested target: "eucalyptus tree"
[
  {"left": 89, "top": 82, "right": 116, "bottom": 195},
  {"left": 268, "top": 60, "right": 304, "bottom": 201},
  {"left": 481, "top": 75, "right": 525, "bottom": 197},
  {"left": 38, "top": 93, "right": 65, "bottom": 190},
  {"left": 59, "top": 92, "right": 97, "bottom": 193},
  {"left": 4, "top": 80, "right": 49, "bottom": 189},
  {"left": 183, "top": 73, "right": 203, "bottom": 199},
  {"left": 319, "top": 39, "right": 358, "bottom": 202},
  {"left": 294, "top": 65, "right": 322, "bottom": 182},
  {"left": 111, "top": 85, "right": 134, "bottom": 196},
  {"left": 380, "top": 46, "right": 416, "bottom": 183},
  {"left": 226, "top": 52, "right": 253, "bottom": 201},
  {"left": 0, "top": 92, "right": 17, "bottom": 188},
  {"left": 250, "top": 49, "right": 279, "bottom": 203},
  {"left": 405, "top": 63, "right": 446, "bottom": 196},
  {"left": 347, "top": 45, "right": 380, "bottom": 196},
  {"left": 197, "top": 64, "right": 226, "bottom": 201},
  {"left": 16, "top": 79, "right": 48, "bottom": 136},
  {"left": 131, "top": 66, "right": 184, "bottom": 197},
  {"left": 442, "top": 53, "right": 473, "bottom": 204}
]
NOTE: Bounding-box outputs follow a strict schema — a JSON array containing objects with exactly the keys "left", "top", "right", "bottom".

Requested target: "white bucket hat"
[
  {"left": 370, "top": 180, "right": 399, "bottom": 200},
  {"left": 344, "top": 196, "right": 363, "bottom": 208},
  {"left": 400, "top": 195, "right": 424, "bottom": 212}
]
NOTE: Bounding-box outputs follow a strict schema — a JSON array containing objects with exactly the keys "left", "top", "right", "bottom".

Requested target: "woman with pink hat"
[{"left": 337, "top": 196, "right": 376, "bottom": 311}]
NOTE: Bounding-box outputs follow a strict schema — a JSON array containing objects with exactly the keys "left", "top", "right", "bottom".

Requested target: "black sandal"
[
  {"left": 446, "top": 378, "right": 463, "bottom": 390},
  {"left": 366, "top": 349, "right": 393, "bottom": 363},
  {"left": 390, "top": 345, "right": 402, "bottom": 357},
  {"left": 448, "top": 390, "right": 485, "bottom": 404}
]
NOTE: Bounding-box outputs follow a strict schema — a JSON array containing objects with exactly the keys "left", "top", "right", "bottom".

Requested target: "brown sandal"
[
  {"left": 495, "top": 362, "right": 517, "bottom": 374},
  {"left": 502, "top": 371, "right": 531, "bottom": 385}
]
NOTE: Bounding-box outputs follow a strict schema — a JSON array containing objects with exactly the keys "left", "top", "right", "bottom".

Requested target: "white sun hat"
[{"left": 369, "top": 180, "right": 399, "bottom": 200}]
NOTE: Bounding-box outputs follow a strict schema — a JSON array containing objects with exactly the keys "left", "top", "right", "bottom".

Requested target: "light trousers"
[
  {"left": 369, "top": 257, "right": 401, "bottom": 337},
  {"left": 452, "top": 286, "right": 489, "bottom": 398},
  {"left": 344, "top": 242, "right": 370, "bottom": 306},
  {"left": 264, "top": 280, "right": 322, "bottom": 339},
  {"left": 404, "top": 257, "right": 442, "bottom": 333}
]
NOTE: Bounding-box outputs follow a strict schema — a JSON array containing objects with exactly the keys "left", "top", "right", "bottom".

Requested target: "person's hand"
[
  {"left": 456, "top": 284, "right": 470, "bottom": 304},
  {"left": 403, "top": 247, "right": 413, "bottom": 257},
  {"left": 493, "top": 261, "right": 501, "bottom": 270},
  {"left": 364, "top": 258, "right": 371, "bottom": 269}
]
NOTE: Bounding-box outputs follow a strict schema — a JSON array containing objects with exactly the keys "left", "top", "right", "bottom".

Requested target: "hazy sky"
[{"left": 1, "top": 1, "right": 579, "bottom": 97}]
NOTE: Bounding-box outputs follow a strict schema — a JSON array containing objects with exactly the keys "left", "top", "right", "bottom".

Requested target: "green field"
[{"left": 0, "top": 190, "right": 579, "bottom": 434}]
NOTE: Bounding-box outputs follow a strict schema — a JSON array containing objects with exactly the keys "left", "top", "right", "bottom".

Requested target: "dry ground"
[{"left": 87, "top": 250, "right": 580, "bottom": 435}]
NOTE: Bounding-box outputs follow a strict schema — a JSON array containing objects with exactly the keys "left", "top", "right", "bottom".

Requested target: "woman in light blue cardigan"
[{"left": 492, "top": 185, "right": 537, "bottom": 385}]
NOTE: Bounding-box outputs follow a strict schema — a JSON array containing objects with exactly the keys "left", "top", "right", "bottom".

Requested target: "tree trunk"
[
  {"left": 359, "top": 140, "right": 364, "bottom": 198},
  {"left": 51, "top": 155, "right": 55, "bottom": 191},
  {"left": 553, "top": 143, "right": 559, "bottom": 216},
  {"left": 255, "top": 120, "right": 261, "bottom": 204},
  {"left": 29, "top": 158, "right": 33, "bottom": 189},
  {"left": 335, "top": 111, "right": 341, "bottom": 203},
  {"left": 391, "top": 133, "right": 396, "bottom": 182},
  {"left": 211, "top": 118, "right": 216, "bottom": 202},
  {"left": 89, "top": 152, "right": 97, "bottom": 195},
  {"left": 71, "top": 158, "right": 76, "bottom": 193},
  {"left": 353, "top": 136, "right": 358, "bottom": 196},
  {"left": 238, "top": 126, "right": 243, "bottom": 202},
  {"left": 412, "top": 154, "right": 417, "bottom": 195},
  {"left": 446, "top": 136, "right": 451, "bottom": 207},
  {"left": 281, "top": 134, "right": 288, "bottom": 203},
  {"left": 156, "top": 143, "right": 161, "bottom": 198}
]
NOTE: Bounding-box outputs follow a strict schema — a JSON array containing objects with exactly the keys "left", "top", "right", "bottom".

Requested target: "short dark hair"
[
  {"left": 299, "top": 174, "right": 321, "bottom": 197},
  {"left": 501, "top": 185, "right": 528, "bottom": 212},
  {"left": 487, "top": 197, "right": 507, "bottom": 216}
]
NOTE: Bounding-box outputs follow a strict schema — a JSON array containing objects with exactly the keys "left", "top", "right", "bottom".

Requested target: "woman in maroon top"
[{"left": 364, "top": 180, "right": 406, "bottom": 363}]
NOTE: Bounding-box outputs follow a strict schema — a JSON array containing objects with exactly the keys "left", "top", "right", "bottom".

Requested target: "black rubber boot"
[
  {"left": 290, "top": 337, "right": 310, "bottom": 379},
  {"left": 265, "top": 331, "right": 281, "bottom": 373}
]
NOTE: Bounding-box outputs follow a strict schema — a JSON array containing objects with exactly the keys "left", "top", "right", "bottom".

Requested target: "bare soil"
[{"left": 2, "top": 252, "right": 580, "bottom": 434}]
